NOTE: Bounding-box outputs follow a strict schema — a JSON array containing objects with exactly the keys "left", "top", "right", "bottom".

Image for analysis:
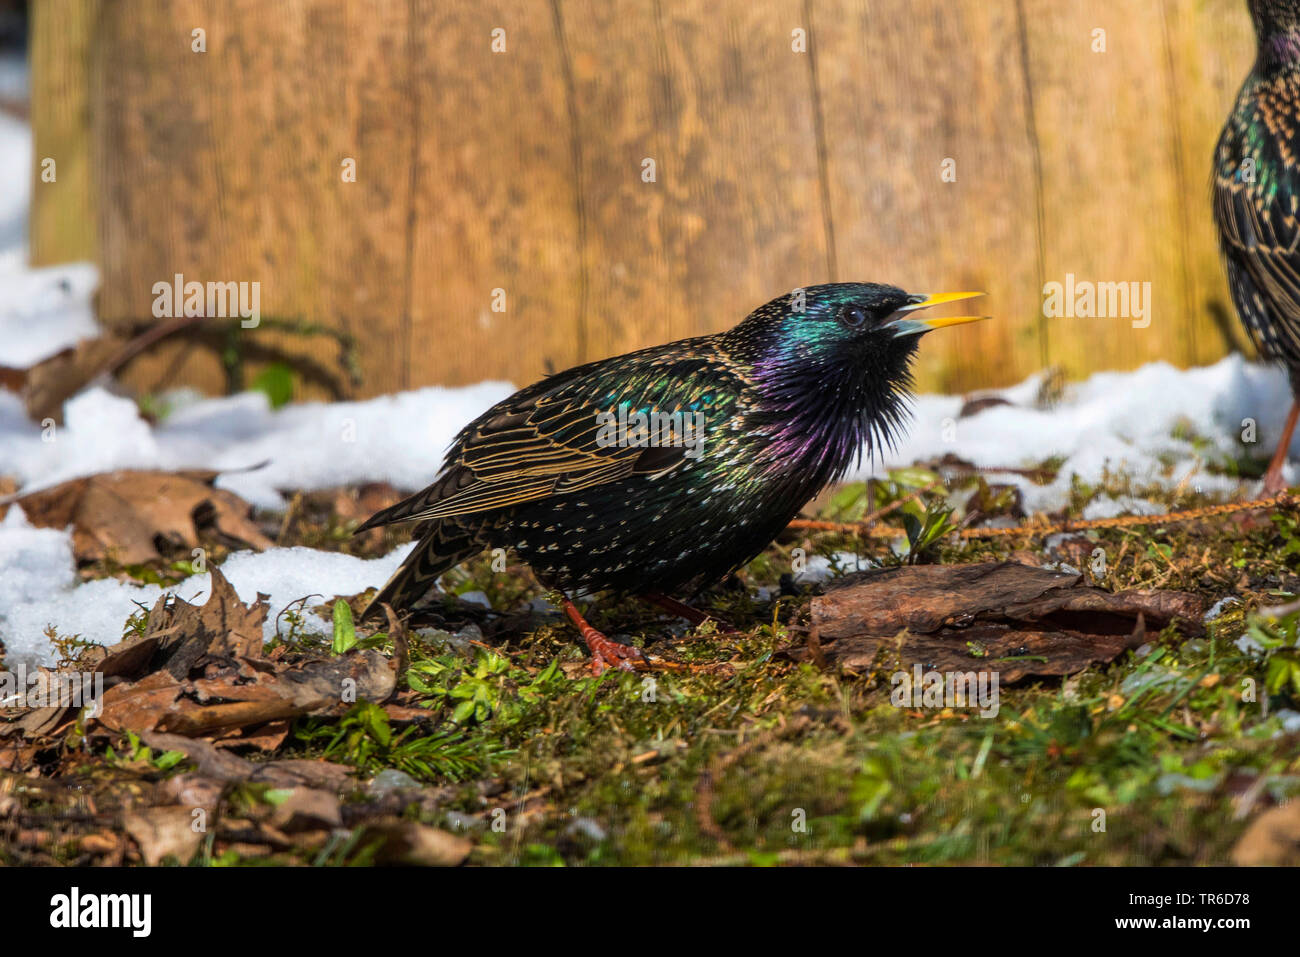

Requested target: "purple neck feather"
[
  {"left": 1262, "top": 29, "right": 1300, "bottom": 67},
  {"left": 1268, "top": 30, "right": 1300, "bottom": 61},
  {"left": 750, "top": 354, "right": 892, "bottom": 484}
]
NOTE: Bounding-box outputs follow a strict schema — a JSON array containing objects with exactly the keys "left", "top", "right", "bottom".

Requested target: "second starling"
[
  {"left": 1214, "top": 0, "right": 1300, "bottom": 492},
  {"left": 357, "top": 283, "right": 986, "bottom": 671}
]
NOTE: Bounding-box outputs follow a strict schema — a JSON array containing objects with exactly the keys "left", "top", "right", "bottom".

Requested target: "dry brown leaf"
[
  {"left": 1232, "top": 801, "right": 1300, "bottom": 865},
  {"left": 126, "top": 565, "right": 268, "bottom": 679},
  {"left": 362, "top": 820, "right": 472, "bottom": 866},
  {"left": 384, "top": 704, "right": 433, "bottom": 723},
  {"left": 156, "top": 772, "right": 224, "bottom": 812},
  {"left": 139, "top": 731, "right": 353, "bottom": 790},
  {"left": 122, "top": 805, "right": 204, "bottom": 866},
  {"left": 157, "top": 697, "right": 315, "bottom": 736},
  {"left": 0, "top": 366, "right": 25, "bottom": 394},
  {"left": 277, "top": 650, "right": 397, "bottom": 711},
  {"left": 1, "top": 469, "right": 272, "bottom": 565},
  {"left": 331, "top": 483, "right": 404, "bottom": 525},
  {"left": 78, "top": 831, "right": 123, "bottom": 856},
  {"left": 332, "top": 483, "right": 405, "bottom": 548},
  {"left": 70, "top": 565, "right": 269, "bottom": 689},
  {"left": 77, "top": 606, "right": 391, "bottom": 741},
  {"left": 7, "top": 562, "right": 397, "bottom": 752},
  {"left": 196, "top": 565, "right": 271, "bottom": 660},
  {"left": 1, "top": 699, "right": 77, "bottom": 741},
  {"left": 0, "top": 742, "right": 38, "bottom": 771},
  {"left": 269, "top": 788, "right": 343, "bottom": 833},
  {"left": 213, "top": 720, "right": 290, "bottom": 751},
  {"left": 96, "top": 671, "right": 182, "bottom": 733},
  {"left": 132, "top": 648, "right": 394, "bottom": 738},
  {"left": 16, "top": 335, "right": 131, "bottom": 425},
  {"left": 84, "top": 632, "right": 165, "bottom": 680}
]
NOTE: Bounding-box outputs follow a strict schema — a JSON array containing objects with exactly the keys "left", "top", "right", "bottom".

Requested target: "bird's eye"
[{"left": 838, "top": 305, "right": 869, "bottom": 329}]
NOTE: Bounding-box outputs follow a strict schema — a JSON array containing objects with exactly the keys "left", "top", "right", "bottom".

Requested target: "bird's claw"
[
  {"left": 1262, "top": 465, "right": 1290, "bottom": 496},
  {"left": 587, "top": 634, "right": 650, "bottom": 675},
  {"left": 560, "top": 595, "right": 651, "bottom": 674}
]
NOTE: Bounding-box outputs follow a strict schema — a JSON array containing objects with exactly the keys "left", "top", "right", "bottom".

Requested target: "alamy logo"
[
  {"left": 49, "top": 887, "right": 151, "bottom": 937},
  {"left": 152, "top": 272, "right": 261, "bottom": 328},
  {"left": 891, "top": 664, "right": 1000, "bottom": 718},
  {"left": 595, "top": 403, "right": 707, "bottom": 460},
  {"left": 0, "top": 666, "right": 103, "bottom": 717},
  {"left": 1042, "top": 273, "right": 1152, "bottom": 329}
]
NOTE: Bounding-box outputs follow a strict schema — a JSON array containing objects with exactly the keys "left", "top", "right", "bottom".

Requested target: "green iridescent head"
[
  {"left": 715, "top": 282, "right": 986, "bottom": 466},
  {"left": 719, "top": 282, "right": 985, "bottom": 373}
]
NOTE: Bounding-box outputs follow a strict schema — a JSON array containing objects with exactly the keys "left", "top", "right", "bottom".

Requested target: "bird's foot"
[
  {"left": 1263, "top": 401, "right": 1300, "bottom": 497},
  {"left": 560, "top": 596, "right": 649, "bottom": 674},
  {"left": 643, "top": 592, "right": 737, "bottom": 634},
  {"left": 586, "top": 634, "right": 650, "bottom": 675}
]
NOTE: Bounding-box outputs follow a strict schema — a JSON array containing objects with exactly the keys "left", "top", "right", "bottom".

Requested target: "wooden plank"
[
  {"left": 814, "top": 0, "right": 1043, "bottom": 394},
  {"left": 94, "top": 0, "right": 417, "bottom": 400},
  {"left": 406, "top": 0, "right": 583, "bottom": 389},
  {"left": 1020, "top": 0, "right": 1251, "bottom": 379},
  {"left": 25, "top": 0, "right": 1271, "bottom": 402},
  {"left": 1162, "top": 0, "right": 1258, "bottom": 361},
  {"left": 29, "top": 0, "right": 98, "bottom": 267},
  {"left": 550, "top": 0, "right": 827, "bottom": 364}
]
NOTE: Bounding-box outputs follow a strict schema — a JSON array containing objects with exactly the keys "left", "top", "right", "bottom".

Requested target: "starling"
[
  {"left": 1214, "top": 0, "right": 1300, "bottom": 492},
  {"left": 357, "top": 283, "right": 986, "bottom": 671}
]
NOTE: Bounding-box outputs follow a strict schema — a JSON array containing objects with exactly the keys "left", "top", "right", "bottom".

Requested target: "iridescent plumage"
[
  {"left": 1214, "top": 0, "right": 1300, "bottom": 490},
  {"left": 1215, "top": 0, "right": 1300, "bottom": 371},
  {"left": 357, "top": 282, "right": 983, "bottom": 666}
]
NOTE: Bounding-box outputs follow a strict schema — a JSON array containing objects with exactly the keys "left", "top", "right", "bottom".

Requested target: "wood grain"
[{"left": 27, "top": 0, "right": 1261, "bottom": 401}]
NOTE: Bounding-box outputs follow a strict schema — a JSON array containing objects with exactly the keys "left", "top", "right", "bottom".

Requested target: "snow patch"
[
  {"left": 0, "top": 382, "right": 516, "bottom": 509},
  {"left": 1081, "top": 495, "right": 1166, "bottom": 521},
  {"left": 0, "top": 262, "right": 101, "bottom": 366},
  {"left": 0, "top": 108, "right": 29, "bottom": 269},
  {"left": 0, "top": 87, "right": 102, "bottom": 361},
  {"left": 795, "top": 550, "right": 875, "bottom": 584},
  {"left": 858, "top": 355, "right": 1287, "bottom": 514},
  {"left": 0, "top": 503, "right": 414, "bottom": 667}
]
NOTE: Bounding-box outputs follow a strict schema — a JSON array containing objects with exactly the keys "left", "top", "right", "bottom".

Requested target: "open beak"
[{"left": 888, "top": 291, "right": 989, "bottom": 338}]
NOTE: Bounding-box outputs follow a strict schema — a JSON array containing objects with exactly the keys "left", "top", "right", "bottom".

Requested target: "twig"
[
  {"left": 788, "top": 478, "right": 942, "bottom": 534},
  {"left": 276, "top": 492, "right": 302, "bottom": 545},
  {"left": 695, "top": 715, "right": 812, "bottom": 852},
  {"left": 787, "top": 491, "right": 1299, "bottom": 541},
  {"left": 95, "top": 314, "right": 364, "bottom": 395}
]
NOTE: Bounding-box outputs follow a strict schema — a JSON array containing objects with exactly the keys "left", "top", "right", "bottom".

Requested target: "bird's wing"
[
  {"left": 356, "top": 348, "right": 739, "bottom": 529},
  {"left": 1214, "top": 106, "right": 1300, "bottom": 362}
]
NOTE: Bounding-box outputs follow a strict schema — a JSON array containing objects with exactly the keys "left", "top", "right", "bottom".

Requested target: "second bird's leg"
[
  {"left": 1264, "top": 400, "right": 1300, "bottom": 495},
  {"left": 560, "top": 596, "right": 648, "bottom": 674},
  {"left": 643, "top": 592, "right": 734, "bottom": 633}
]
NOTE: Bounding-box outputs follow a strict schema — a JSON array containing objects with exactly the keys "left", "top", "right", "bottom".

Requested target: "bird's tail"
[{"left": 360, "top": 520, "right": 483, "bottom": 622}]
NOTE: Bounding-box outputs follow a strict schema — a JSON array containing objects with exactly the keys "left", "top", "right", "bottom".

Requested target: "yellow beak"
[{"left": 890, "top": 291, "right": 989, "bottom": 337}]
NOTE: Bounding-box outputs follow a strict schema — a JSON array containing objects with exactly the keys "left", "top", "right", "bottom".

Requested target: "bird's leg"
[
  {"left": 642, "top": 592, "right": 735, "bottom": 633},
  {"left": 1264, "top": 400, "right": 1300, "bottom": 495},
  {"left": 560, "top": 596, "right": 647, "bottom": 674}
]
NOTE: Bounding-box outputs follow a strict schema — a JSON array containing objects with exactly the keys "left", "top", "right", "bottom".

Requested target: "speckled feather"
[
  {"left": 1214, "top": 0, "right": 1300, "bottom": 378},
  {"left": 358, "top": 283, "right": 926, "bottom": 618}
]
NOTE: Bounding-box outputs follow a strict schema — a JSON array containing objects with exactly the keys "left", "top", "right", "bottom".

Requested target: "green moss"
[{"left": 23, "top": 468, "right": 1300, "bottom": 865}]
